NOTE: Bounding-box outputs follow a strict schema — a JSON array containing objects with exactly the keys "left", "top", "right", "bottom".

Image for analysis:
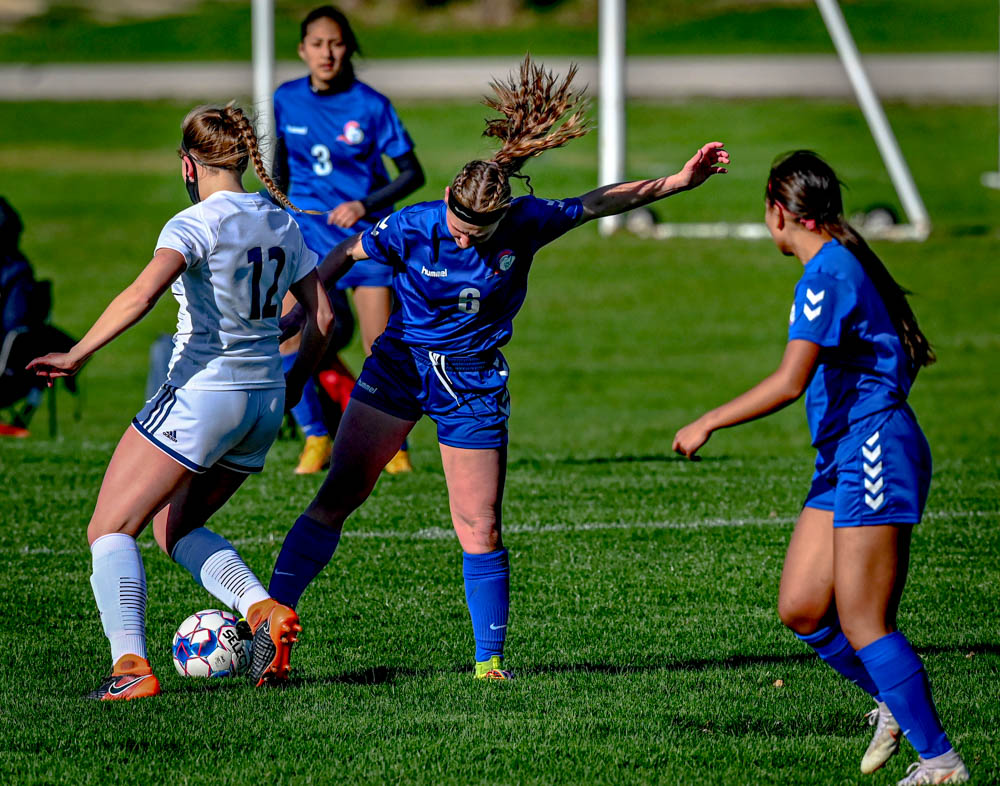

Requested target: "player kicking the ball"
[
  {"left": 268, "top": 56, "right": 729, "bottom": 681},
  {"left": 29, "top": 103, "right": 333, "bottom": 698}
]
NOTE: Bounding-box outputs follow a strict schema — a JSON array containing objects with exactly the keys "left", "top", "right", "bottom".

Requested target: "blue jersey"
[
  {"left": 788, "top": 238, "right": 915, "bottom": 446},
  {"left": 273, "top": 77, "right": 414, "bottom": 255},
  {"left": 360, "top": 195, "right": 583, "bottom": 354}
]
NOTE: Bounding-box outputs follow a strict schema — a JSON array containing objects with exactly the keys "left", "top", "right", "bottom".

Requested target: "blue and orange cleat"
[
  {"left": 86, "top": 655, "right": 161, "bottom": 701},
  {"left": 246, "top": 599, "right": 301, "bottom": 686}
]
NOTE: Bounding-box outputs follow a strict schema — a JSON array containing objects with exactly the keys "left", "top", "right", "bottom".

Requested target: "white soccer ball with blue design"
[{"left": 172, "top": 609, "right": 250, "bottom": 678}]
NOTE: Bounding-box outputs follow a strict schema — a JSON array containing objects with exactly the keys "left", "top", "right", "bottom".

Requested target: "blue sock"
[
  {"left": 795, "top": 620, "right": 880, "bottom": 698},
  {"left": 463, "top": 549, "right": 509, "bottom": 662},
  {"left": 857, "top": 632, "right": 951, "bottom": 758},
  {"left": 281, "top": 353, "right": 328, "bottom": 438},
  {"left": 171, "top": 526, "right": 231, "bottom": 586},
  {"left": 268, "top": 514, "right": 341, "bottom": 608}
]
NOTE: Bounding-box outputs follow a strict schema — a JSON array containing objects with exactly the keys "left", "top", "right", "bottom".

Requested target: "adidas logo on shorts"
[{"left": 162, "top": 430, "right": 178, "bottom": 443}]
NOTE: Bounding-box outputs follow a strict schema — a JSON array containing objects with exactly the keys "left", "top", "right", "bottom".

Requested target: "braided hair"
[
  {"left": 179, "top": 102, "right": 323, "bottom": 214},
  {"left": 767, "top": 150, "right": 935, "bottom": 369},
  {"left": 451, "top": 55, "right": 591, "bottom": 214}
]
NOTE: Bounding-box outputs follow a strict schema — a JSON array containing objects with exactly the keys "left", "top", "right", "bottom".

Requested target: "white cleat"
[
  {"left": 861, "top": 702, "right": 901, "bottom": 773},
  {"left": 897, "top": 755, "right": 970, "bottom": 785}
]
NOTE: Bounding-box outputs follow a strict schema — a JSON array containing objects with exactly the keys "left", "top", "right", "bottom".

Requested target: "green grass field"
[
  {"left": 1, "top": 0, "right": 997, "bottom": 62},
  {"left": 1, "top": 97, "right": 998, "bottom": 784}
]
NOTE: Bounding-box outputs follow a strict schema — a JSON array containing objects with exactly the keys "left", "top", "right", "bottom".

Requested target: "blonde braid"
[{"left": 221, "top": 103, "right": 324, "bottom": 215}]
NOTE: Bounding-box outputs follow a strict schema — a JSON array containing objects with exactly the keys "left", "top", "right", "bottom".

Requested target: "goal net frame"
[{"left": 598, "top": 0, "right": 932, "bottom": 241}]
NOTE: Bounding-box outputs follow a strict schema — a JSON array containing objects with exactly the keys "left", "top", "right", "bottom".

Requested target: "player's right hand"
[
  {"left": 672, "top": 419, "right": 711, "bottom": 460},
  {"left": 26, "top": 351, "right": 85, "bottom": 383}
]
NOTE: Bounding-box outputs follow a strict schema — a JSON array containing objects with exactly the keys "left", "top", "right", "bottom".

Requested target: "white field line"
[{"left": 13, "top": 509, "right": 997, "bottom": 557}]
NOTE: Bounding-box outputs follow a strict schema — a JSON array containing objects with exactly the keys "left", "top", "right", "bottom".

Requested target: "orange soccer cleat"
[
  {"left": 246, "top": 599, "right": 302, "bottom": 686},
  {"left": 86, "top": 655, "right": 161, "bottom": 701}
]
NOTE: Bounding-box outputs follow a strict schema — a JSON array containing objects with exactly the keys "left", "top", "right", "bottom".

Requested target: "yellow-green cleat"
[{"left": 475, "top": 656, "right": 513, "bottom": 681}]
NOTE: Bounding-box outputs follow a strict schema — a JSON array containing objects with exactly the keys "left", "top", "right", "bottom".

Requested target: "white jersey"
[{"left": 154, "top": 190, "right": 317, "bottom": 390}]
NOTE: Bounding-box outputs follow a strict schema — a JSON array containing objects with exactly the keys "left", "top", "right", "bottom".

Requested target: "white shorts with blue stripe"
[{"left": 132, "top": 385, "right": 284, "bottom": 474}]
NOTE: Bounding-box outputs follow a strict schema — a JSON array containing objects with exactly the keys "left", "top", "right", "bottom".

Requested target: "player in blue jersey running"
[
  {"left": 28, "top": 104, "right": 334, "bottom": 699},
  {"left": 673, "top": 151, "right": 968, "bottom": 784},
  {"left": 273, "top": 5, "right": 425, "bottom": 475},
  {"left": 266, "top": 56, "right": 729, "bottom": 681}
]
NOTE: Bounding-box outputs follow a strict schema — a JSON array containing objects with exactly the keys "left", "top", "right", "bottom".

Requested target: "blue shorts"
[
  {"left": 350, "top": 336, "right": 511, "bottom": 449},
  {"left": 804, "top": 406, "right": 932, "bottom": 528},
  {"left": 337, "top": 259, "right": 392, "bottom": 290}
]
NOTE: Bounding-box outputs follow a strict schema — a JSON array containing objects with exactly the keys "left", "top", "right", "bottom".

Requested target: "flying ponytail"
[{"left": 451, "top": 56, "right": 591, "bottom": 216}]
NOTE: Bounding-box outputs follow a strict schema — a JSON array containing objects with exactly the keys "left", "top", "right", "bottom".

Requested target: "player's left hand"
[
  {"left": 676, "top": 142, "right": 729, "bottom": 191},
  {"left": 327, "top": 200, "right": 366, "bottom": 228},
  {"left": 672, "top": 418, "right": 712, "bottom": 460}
]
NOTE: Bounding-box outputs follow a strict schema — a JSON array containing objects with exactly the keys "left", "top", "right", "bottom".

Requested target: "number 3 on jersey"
[
  {"left": 246, "top": 247, "right": 286, "bottom": 320},
  {"left": 311, "top": 144, "right": 332, "bottom": 176}
]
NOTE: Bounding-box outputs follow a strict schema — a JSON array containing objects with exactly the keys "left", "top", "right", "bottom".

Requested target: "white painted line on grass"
[{"left": 13, "top": 509, "right": 997, "bottom": 556}]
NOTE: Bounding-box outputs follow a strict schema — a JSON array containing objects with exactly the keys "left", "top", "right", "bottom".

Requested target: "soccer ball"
[{"left": 172, "top": 609, "right": 250, "bottom": 678}]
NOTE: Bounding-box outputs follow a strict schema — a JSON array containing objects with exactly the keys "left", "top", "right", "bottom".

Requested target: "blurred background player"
[
  {"left": 267, "top": 56, "right": 729, "bottom": 681},
  {"left": 273, "top": 4, "right": 425, "bottom": 474},
  {"left": 0, "top": 195, "right": 76, "bottom": 436},
  {"left": 28, "top": 103, "right": 333, "bottom": 699},
  {"left": 673, "top": 151, "right": 968, "bottom": 785}
]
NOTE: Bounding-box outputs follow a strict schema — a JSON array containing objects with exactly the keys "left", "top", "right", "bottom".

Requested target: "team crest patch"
[
  {"left": 496, "top": 250, "right": 516, "bottom": 271},
  {"left": 337, "top": 120, "right": 364, "bottom": 145}
]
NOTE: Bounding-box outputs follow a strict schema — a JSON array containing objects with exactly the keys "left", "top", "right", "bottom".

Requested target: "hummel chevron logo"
[
  {"left": 865, "top": 432, "right": 880, "bottom": 447},
  {"left": 489, "top": 623, "right": 507, "bottom": 631},
  {"left": 805, "top": 288, "right": 825, "bottom": 305},
  {"left": 864, "top": 462, "right": 883, "bottom": 479},
  {"left": 865, "top": 493, "right": 885, "bottom": 511},
  {"left": 162, "top": 430, "right": 178, "bottom": 443},
  {"left": 862, "top": 444, "right": 882, "bottom": 462},
  {"left": 865, "top": 477, "right": 884, "bottom": 494},
  {"left": 803, "top": 304, "right": 822, "bottom": 321}
]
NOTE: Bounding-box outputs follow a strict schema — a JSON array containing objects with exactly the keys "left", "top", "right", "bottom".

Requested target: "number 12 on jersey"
[{"left": 246, "top": 246, "right": 286, "bottom": 320}]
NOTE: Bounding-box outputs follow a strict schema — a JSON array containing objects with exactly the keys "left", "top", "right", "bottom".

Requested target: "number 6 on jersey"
[{"left": 458, "top": 287, "right": 481, "bottom": 314}]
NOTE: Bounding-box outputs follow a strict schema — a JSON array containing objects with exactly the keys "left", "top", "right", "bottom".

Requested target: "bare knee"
[
  {"left": 452, "top": 510, "right": 501, "bottom": 552},
  {"left": 777, "top": 593, "right": 829, "bottom": 636}
]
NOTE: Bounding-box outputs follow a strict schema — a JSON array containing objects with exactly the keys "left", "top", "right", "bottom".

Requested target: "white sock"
[
  {"left": 199, "top": 549, "right": 270, "bottom": 618},
  {"left": 90, "top": 533, "right": 147, "bottom": 665}
]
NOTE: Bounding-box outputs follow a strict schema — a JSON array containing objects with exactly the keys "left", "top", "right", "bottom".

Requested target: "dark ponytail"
[{"left": 767, "top": 150, "right": 935, "bottom": 369}]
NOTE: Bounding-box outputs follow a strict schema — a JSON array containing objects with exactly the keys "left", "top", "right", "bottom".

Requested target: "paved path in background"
[{"left": 0, "top": 55, "right": 996, "bottom": 101}]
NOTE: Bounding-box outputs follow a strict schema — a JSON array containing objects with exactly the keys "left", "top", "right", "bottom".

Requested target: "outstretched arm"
[
  {"left": 27, "top": 248, "right": 186, "bottom": 380},
  {"left": 283, "top": 269, "right": 334, "bottom": 408},
  {"left": 279, "top": 233, "right": 368, "bottom": 342},
  {"left": 672, "top": 339, "right": 820, "bottom": 459},
  {"left": 578, "top": 142, "right": 729, "bottom": 223}
]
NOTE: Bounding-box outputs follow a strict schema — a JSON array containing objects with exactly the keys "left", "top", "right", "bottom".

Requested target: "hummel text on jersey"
[{"left": 421, "top": 266, "right": 448, "bottom": 278}]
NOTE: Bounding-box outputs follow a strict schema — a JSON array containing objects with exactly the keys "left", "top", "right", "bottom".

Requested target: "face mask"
[{"left": 180, "top": 143, "right": 200, "bottom": 205}]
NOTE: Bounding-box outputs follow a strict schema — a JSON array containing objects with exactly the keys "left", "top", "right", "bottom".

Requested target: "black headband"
[{"left": 447, "top": 191, "right": 509, "bottom": 227}]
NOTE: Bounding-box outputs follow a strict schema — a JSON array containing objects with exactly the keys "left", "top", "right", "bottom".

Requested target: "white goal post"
[
  {"left": 597, "top": 0, "right": 932, "bottom": 241},
  {"left": 982, "top": 1, "right": 1000, "bottom": 190}
]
